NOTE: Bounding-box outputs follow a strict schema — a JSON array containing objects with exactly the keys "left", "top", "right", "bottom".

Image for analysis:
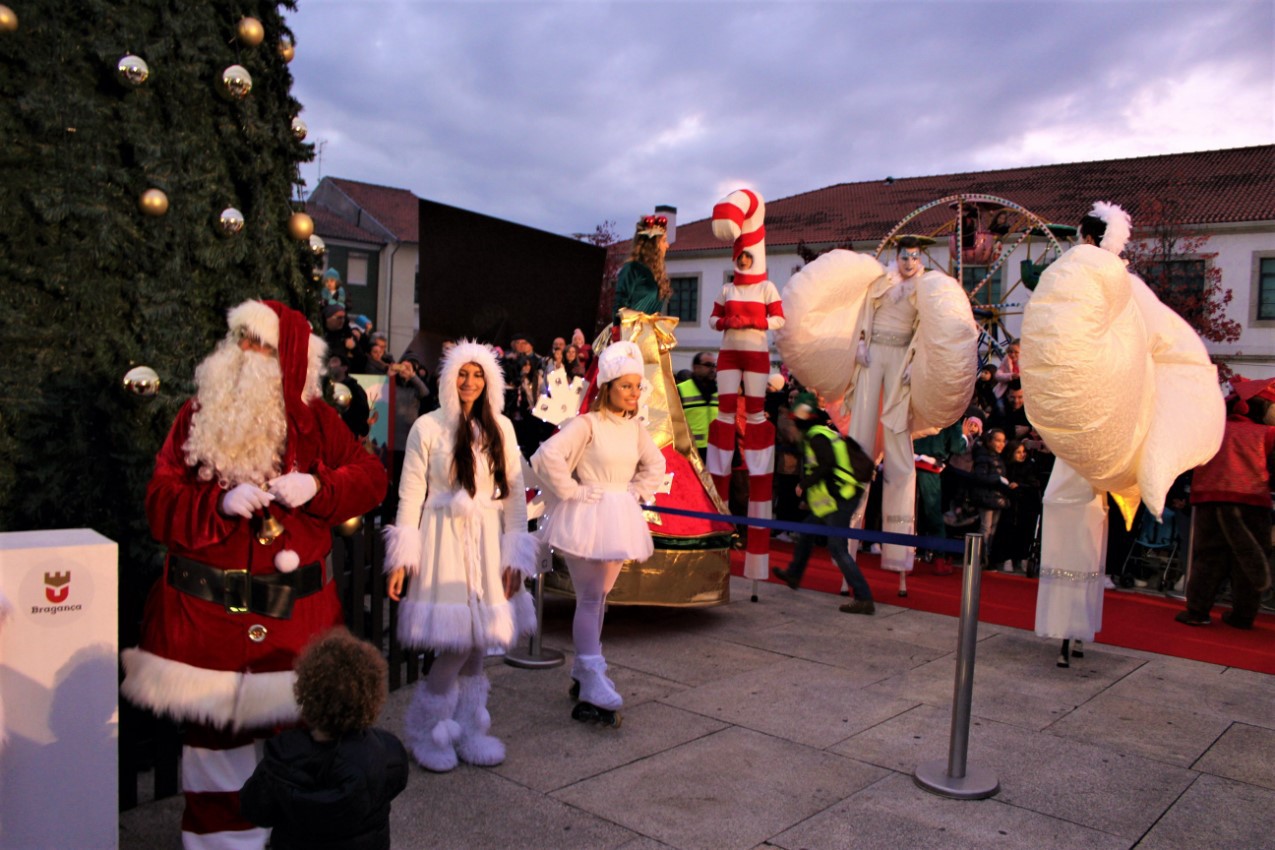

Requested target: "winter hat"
[
  {"left": 321, "top": 268, "right": 342, "bottom": 283},
  {"left": 597, "top": 341, "right": 645, "bottom": 384},
  {"left": 767, "top": 372, "right": 785, "bottom": 393},
  {"left": 790, "top": 391, "right": 820, "bottom": 421},
  {"left": 438, "top": 339, "right": 506, "bottom": 423}
]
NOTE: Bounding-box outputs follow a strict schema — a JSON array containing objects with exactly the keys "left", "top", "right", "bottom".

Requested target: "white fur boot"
[
  {"left": 575, "top": 654, "right": 622, "bottom": 710},
  {"left": 405, "top": 683, "right": 461, "bottom": 772},
  {"left": 454, "top": 674, "right": 505, "bottom": 766}
]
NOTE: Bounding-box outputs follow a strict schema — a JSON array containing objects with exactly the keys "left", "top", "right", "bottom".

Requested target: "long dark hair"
[
  {"left": 627, "top": 224, "right": 670, "bottom": 301},
  {"left": 451, "top": 370, "right": 510, "bottom": 499}
]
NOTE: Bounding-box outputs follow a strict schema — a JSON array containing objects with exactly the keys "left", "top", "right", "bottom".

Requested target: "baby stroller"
[{"left": 1116, "top": 506, "right": 1180, "bottom": 590}]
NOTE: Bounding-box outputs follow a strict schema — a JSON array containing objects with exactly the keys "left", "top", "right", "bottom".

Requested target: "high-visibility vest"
[
  {"left": 677, "top": 379, "right": 717, "bottom": 449},
  {"left": 802, "top": 424, "right": 861, "bottom": 517}
]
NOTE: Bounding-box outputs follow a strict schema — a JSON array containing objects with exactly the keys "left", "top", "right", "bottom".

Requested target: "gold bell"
[{"left": 256, "top": 506, "right": 285, "bottom": 545}]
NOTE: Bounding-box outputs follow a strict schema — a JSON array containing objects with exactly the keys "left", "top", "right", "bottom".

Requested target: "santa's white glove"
[
  {"left": 569, "top": 484, "right": 603, "bottom": 504},
  {"left": 222, "top": 483, "right": 273, "bottom": 518},
  {"left": 855, "top": 340, "right": 871, "bottom": 367},
  {"left": 267, "top": 472, "right": 319, "bottom": 508}
]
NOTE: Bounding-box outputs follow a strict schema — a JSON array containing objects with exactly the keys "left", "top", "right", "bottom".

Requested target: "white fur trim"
[
  {"left": 396, "top": 598, "right": 519, "bottom": 652},
  {"left": 438, "top": 340, "right": 506, "bottom": 424},
  {"left": 501, "top": 531, "right": 542, "bottom": 578},
  {"left": 1090, "top": 201, "right": 1132, "bottom": 256},
  {"left": 382, "top": 524, "right": 421, "bottom": 575},
  {"left": 510, "top": 589, "right": 537, "bottom": 641},
  {"left": 274, "top": 549, "right": 300, "bottom": 573},
  {"left": 305, "top": 333, "right": 327, "bottom": 403},
  {"left": 226, "top": 300, "right": 280, "bottom": 349},
  {"left": 451, "top": 487, "right": 478, "bottom": 519},
  {"left": 597, "top": 340, "right": 644, "bottom": 385},
  {"left": 120, "top": 648, "right": 299, "bottom": 730}
]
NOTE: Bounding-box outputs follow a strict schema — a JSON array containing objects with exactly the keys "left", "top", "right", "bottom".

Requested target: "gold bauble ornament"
[
  {"left": 330, "top": 382, "right": 353, "bottom": 411},
  {"left": 236, "top": 16, "right": 265, "bottom": 47},
  {"left": 218, "top": 207, "right": 245, "bottom": 236},
  {"left": 278, "top": 37, "right": 295, "bottom": 63},
  {"left": 288, "top": 212, "right": 314, "bottom": 240},
  {"left": 218, "top": 64, "right": 253, "bottom": 100},
  {"left": 291, "top": 117, "right": 307, "bottom": 141},
  {"left": 309, "top": 233, "right": 327, "bottom": 259},
  {"left": 139, "top": 188, "right": 169, "bottom": 216},
  {"left": 0, "top": 6, "right": 17, "bottom": 33},
  {"left": 122, "top": 365, "right": 161, "bottom": 396},
  {"left": 117, "top": 54, "right": 150, "bottom": 86},
  {"left": 334, "top": 514, "right": 363, "bottom": 537}
]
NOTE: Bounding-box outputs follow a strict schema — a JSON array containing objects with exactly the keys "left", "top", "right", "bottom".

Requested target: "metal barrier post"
[
  {"left": 914, "top": 533, "right": 999, "bottom": 799},
  {"left": 505, "top": 569, "right": 565, "bottom": 670}
]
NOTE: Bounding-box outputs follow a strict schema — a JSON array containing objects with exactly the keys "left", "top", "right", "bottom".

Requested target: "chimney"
[{"left": 655, "top": 204, "right": 677, "bottom": 245}]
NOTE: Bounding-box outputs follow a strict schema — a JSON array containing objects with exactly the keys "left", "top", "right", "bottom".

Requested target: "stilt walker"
[{"left": 708, "top": 189, "right": 785, "bottom": 581}]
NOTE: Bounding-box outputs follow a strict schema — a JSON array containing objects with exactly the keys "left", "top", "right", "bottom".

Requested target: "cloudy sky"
[{"left": 287, "top": 0, "right": 1274, "bottom": 238}]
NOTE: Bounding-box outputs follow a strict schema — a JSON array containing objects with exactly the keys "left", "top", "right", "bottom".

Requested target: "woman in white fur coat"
[{"left": 384, "top": 340, "right": 539, "bottom": 771}]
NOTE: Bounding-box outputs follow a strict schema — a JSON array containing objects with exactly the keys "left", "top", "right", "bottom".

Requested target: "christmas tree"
[{"left": 0, "top": 1, "right": 316, "bottom": 581}]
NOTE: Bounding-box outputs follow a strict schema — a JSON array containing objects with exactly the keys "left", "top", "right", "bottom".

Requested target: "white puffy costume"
[
  {"left": 532, "top": 342, "right": 666, "bottom": 713},
  {"left": 1025, "top": 203, "right": 1224, "bottom": 643},
  {"left": 777, "top": 249, "right": 979, "bottom": 574},
  {"left": 383, "top": 340, "right": 539, "bottom": 771}
]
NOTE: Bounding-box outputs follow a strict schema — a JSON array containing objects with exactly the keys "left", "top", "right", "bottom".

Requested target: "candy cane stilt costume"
[{"left": 708, "top": 189, "right": 785, "bottom": 579}]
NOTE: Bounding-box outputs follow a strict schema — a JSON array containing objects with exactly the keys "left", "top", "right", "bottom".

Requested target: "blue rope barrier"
[{"left": 645, "top": 504, "right": 966, "bottom": 555}]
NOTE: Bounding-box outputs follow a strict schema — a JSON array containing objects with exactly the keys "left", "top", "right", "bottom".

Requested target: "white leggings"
[
  {"left": 425, "top": 646, "right": 485, "bottom": 696},
  {"left": 564, "top": 555, "right": 623, "bottom": 656}
]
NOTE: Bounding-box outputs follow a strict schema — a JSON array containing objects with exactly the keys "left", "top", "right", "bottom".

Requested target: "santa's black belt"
[{"left": 167, "top": 555, "right": 325, "bottom": 619}]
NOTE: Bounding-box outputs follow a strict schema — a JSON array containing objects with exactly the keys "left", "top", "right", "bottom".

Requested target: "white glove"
[
  {"left": 999, "top": 476, "right": 1009, "bottom": 486},
  {"left": 222, "top": 483, "right": 273, "bottom": 518},
  {"left": 267, "top": 472, "right": 319, "bottom": 508},
  {"left": 569, "top": 484, "right": 603, "bottom": 504},
  {"left": 855, "top": 340, "right": 871, "bottom": 367}
]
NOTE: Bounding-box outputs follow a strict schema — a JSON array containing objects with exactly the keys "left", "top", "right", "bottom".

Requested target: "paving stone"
[
  {"left": 1046, "top": 690, "right": 1232, "bottom": 767},
  {"left": 1194, "top": 722, "right": 1275, "bottom": 791},
  {"left": 769, "top": 771, "right": 1128, "bottom": 850},
  {"left": 552, "top": 726, "right": 886, "bottom": 850},
  {"left": 1136, "top": 773, "right": 1275, "bottom": 850},
  {"left": 660, "top": 657, "right": 918, "bottom": 749}
]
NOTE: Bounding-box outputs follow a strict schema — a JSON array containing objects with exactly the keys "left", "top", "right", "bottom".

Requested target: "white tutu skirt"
[{"left": 540, "top": 491, "right": 654, "bottom": 562}]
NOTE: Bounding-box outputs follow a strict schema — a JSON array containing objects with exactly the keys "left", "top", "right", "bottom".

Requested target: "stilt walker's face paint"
[{"left": 896, "top": 249, "right": 924, "bottom": 279}]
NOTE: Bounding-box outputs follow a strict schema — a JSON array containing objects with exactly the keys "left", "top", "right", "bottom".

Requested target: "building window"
[
  {"left": 962, "top": 265, "right": 1002, "bottom": 305},
  {"left": 1141, "top": 258, "right": 1205, "bottom": 301},
  {"left": 665, "top": 275, "right": 699, "bottom": 324},
  {"left": 346, "top": 252, "right": 369, "bottom": 286},
  {"left": 1256, "top": 256, "right": 1275, "bottom": 321}
]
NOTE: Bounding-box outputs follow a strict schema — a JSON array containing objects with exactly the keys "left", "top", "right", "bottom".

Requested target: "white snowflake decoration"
[{"left": 532, "top": 368, "right": 586, "bottom": 425}]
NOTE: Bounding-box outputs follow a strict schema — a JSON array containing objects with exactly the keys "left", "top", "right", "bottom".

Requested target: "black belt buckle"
[{"left": 223, "top": 569, "right": 250, "bottom": 614}]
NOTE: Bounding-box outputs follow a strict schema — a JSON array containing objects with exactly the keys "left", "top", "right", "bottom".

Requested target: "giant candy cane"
[{"left": 708, "top": 189, "right": 785, "bottom": 581}]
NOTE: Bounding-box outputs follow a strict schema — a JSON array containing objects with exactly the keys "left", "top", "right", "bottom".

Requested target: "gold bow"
[{"left": 619, "top": 308, "right": 680, "bottom": 354}]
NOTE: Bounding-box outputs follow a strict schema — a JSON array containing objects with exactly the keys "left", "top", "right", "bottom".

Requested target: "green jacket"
[{"left": 615, "top": 261, "right": 663, "bottom": 314}]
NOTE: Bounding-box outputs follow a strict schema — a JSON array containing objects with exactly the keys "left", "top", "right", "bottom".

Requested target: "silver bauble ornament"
[
  {"left": 309, "top": 234, "right": 326, "bottom": 259},
  {"left": 331, "top": 382, "right": 353, "bottom": 411},
  {"left": 291, "top": 117, "right": 307, "bottom": 141},
  {"left": 218, "top": 207, "right": 245, "bottom": 236},
  {"left": 218, "top": 64, "right": 253, "bottom": 100},
  {"left": 123, "top": 365, "right": 161, "bottom": 395},
  {"left": 117, "top": 54, "right": 150, "bottom": 86}
]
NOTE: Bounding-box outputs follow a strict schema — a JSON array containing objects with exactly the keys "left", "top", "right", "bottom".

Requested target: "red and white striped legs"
[{"left": 180, "top": 723, "right": 271, "bottom": 849}]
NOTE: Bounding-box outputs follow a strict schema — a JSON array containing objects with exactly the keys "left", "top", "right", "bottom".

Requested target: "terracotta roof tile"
[
  {"left": 326, "top": 177, "right": 420, "bottom": 242},
  {"left": 670, "top": 145, "right": 1275, "bottom": 254}
]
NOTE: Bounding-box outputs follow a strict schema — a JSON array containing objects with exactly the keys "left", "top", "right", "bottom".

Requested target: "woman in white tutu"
[
  {"left": 532, "top": 341, "right": 665, "bottom": 722},
  {"left": 384, "top": 340, "right": 539, "bottom": 771}
]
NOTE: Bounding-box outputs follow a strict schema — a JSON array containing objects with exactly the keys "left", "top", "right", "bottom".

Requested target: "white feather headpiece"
[
  {"left": 438, "top": 339, "right": 506, "bottom": 423},
  {"left": 1088, "top": 201, "right": 1132, "bottom": 256}
]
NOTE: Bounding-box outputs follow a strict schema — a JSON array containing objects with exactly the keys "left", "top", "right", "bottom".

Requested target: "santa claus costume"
[
  {"left": 121, "top": 300, "right": 388, "bottom": 850},
  {"left": 383, "top": 340, "right": 539, "bottom": 771}
]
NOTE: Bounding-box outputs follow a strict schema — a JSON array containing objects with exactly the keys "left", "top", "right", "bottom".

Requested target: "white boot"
[
  {"left": 454, "top": 674, "right": 505, "bottom": 766},
  {"left": 404, "top": 683, "right": 460, "bottom": 772},
  {"left": 575, "top": 654, "right": 622, "bottom": 710}
]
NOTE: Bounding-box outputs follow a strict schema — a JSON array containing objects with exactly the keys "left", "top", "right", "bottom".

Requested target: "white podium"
[{"left": 0, "top": 529, "right": 118, "bottom": 849}]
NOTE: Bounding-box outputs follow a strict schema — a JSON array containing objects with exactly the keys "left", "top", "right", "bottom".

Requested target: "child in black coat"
[{"left": 240, "top": 628, "right": 409, "bottom": 850}]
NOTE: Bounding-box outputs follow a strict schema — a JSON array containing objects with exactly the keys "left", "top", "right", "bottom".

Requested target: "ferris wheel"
[{"left": 874, "top": 193, "right": 1075, "bottom": 362}]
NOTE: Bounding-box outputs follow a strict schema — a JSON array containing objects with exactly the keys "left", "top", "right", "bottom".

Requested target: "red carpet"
[{"left": 732, "top": 541, "right": 1275, "bottom": 675}]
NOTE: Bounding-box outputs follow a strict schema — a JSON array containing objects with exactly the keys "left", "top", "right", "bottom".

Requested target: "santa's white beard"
[{"left": 184, "top": 339, "right": 288, "bottom": 487}]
